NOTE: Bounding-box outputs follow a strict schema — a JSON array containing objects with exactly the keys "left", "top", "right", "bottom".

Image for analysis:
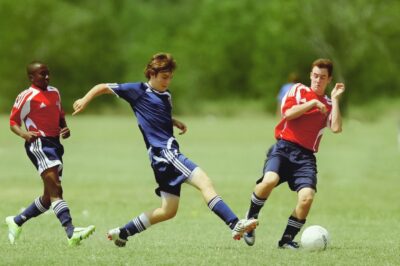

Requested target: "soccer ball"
[{"left": 301, "top": 225, "right": 330, "bottom": 251}]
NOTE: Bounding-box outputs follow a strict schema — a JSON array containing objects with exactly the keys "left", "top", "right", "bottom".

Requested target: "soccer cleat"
[
  {"left": 107, "top": 228, "right": 127, "bottom": 247},
  {"left": 5, "top": 216, "right": 22, "bottom": 245},
  {"left": 278, "top": 240, "right": 299, "bottom": 249},
  {"left": 243, "top": 212, "right": 256, "bottom": 246},
  {"left": 68, "top": 225, "right": 95, "bottom": 246},
  {"left": 244, "top": 230, "right": 256, "bottom": 246},
  {"left": 232, "top": 218, "right": 258, "bottom": 240}
]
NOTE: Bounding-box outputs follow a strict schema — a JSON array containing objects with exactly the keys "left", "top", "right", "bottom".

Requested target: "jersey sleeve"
[
  {"left": 280, "top": 83, "right": 308, "bottom": 115},
  {"left": 107, "top": 83, "right": 145, "bottom": 103},
  {"left": 9, "top": 92, "right": 26, "bottom": 127}
]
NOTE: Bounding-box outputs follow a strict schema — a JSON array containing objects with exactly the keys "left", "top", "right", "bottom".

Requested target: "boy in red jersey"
[
  {"left": 6, "top": 61, "right": 95, "bottom": 246},
  {"left": 243, "top": 59, "right": 345, "bottom": 249}
]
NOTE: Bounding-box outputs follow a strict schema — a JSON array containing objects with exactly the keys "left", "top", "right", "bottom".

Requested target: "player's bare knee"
[
  {"left": 299, "top": 195, "right": 314, "bottom": 208},
  {"left": 162, "top": 208, "right": 177, "bottom": 220}
]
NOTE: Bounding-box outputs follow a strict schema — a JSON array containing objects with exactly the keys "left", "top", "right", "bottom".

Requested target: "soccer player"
[
  {"left": 72, "top": 53, "right": 258, "bottom": 247},
  {"left": 243, "top": 59, "right": 345, "bottom": 249},
  {"left": 6, "top": 61, "right": 95, "bottom": 246}
]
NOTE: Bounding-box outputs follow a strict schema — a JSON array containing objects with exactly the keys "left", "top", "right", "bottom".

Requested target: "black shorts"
[
  {"left": 25, "top": 137, "right": 64, "bottom": 177},
  {"left": 149, "top": 147, "right": 198, "bottom": 197},
  {"left": 258, "top": 139, "right": 317, "bottom": 192}
]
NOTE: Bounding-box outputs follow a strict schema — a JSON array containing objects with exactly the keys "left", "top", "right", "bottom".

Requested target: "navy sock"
[
  {"left": 52, "top": 200, "right": 74, "bottom": 238},
  {"left": 14, "top": 197, "right": 50, "bottom": 226},
  {"left": 280, "top": 215, "right": 306, "bottom": 243},
  {"left": 119, "top": 213, "right": 151, "bottom": 240},
  {"left": 246, "top": 192, "right": 266, "bottom": 219},
  {"left": 207, "top": 196, "right": 238, "bottom": 229}
]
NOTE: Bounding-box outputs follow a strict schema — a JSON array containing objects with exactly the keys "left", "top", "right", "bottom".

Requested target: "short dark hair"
[
  {"left": 144, "top": 53, "right": 176, "bottom": 79},
  {"left": 27, "top": 61, "right": 46, "bottom": 75},
  {"left": 311, "top": 59, "right": 333, "bottom": 77}
]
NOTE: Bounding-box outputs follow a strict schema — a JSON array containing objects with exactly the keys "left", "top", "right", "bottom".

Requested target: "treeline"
[{"left": 1, "top": 0, "right": 399, "bottom": 113}]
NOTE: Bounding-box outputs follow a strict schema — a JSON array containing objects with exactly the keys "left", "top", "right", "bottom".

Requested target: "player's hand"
[
  {"left": 60, "top": 127, "right": 71, "bottom": 139},
  {"left": 315, "top": 100, "right": 328, "bottom": 115},
  {"left": 331, "top": 83, "right": 345, "bottom": 100},
  {"left": 173, "top": 119, "right": 187, "bottom": 135},
  {"left": 72, "top": 99, "right": 87, "bottom": 115},
  {"left": 23, "top": 131, "right": 38, "bottom": 142}
]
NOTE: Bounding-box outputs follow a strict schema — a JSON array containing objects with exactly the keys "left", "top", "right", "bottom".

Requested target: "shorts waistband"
[{"left": 277, "top": 139, "right": 314, "bottom": 154}]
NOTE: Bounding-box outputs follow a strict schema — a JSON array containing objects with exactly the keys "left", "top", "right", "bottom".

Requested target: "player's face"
[
  {"left": 30, "top": 65, "right": 50, "bottom": 90},
  {"left": 310, "top": 66, "right": 332, "bottom": 95},
  {"left": 149, "top": 71, "right": 173, "bottom": 92}
]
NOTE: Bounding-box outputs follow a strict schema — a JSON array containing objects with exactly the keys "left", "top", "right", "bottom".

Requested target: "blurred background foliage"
[{"left": 0, "top": 0, "right": 399, "bottom": 115}]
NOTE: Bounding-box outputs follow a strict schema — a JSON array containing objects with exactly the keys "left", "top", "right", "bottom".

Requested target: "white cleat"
[
  {"left": 232, "top": 218, "right": 258, "bottom": 240},
  {"left": 107, "top": 228, "right": 127, "bottom": 247},
  {"left": 244, "top": 229, "right": 256, "bottom": 246}
]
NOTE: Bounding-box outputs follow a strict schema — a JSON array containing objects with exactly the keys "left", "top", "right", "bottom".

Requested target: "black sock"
[
  {"left": 246, "top": 192, "right": 266, "bottom": 219},
  {"left": 280, "top": 215, "right": 305, "bottom": 243},
  {"left": 52, "top": 200, "right": 74, "bottom": 238},
  {"left": 14, "top": 197, "right": 50, "bottom": 226}
]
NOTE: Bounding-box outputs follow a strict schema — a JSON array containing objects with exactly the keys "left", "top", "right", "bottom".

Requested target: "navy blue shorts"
[
  {"left": 257, "top": 139, "right": 317, "bottom": 192},
  {"left": 149, "top": 147, "right": 198, "bottom": 197},
  {"left": 25, "top": 137, "right": 64, "bottom": 177}
]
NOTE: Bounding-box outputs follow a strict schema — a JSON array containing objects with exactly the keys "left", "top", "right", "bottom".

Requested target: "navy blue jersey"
[{"left": 107, "top": 82, "right": 177, "bottom": 149}]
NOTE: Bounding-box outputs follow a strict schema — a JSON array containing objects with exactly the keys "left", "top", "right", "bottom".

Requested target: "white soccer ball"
[{"left": 301, "top": 225, "right": 330, "bottom": 251}]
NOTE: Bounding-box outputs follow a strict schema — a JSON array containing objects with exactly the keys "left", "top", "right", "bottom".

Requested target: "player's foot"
[
  {"left": 278, "top": 240, "right": 299, "bottom": 249},
  {"left": 5, "top": 216, "right": 22, "bottom": 245},
  {"left": 232, "top": 218, "right": 258, "bottom": 240},
  {"left": 244, "top": 230, "right": 256, "bottom": 246},
  {"left": 107, "top": 228, "right": 127, "bottom": 247},
  {"left": 68, "top": 225, "right": 95, "bottom": 246}
]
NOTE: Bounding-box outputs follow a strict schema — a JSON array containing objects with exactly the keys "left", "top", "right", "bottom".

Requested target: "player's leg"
[
  {"left": 108, "top": 192, "right": 179, "bottom": 247},
  {"left": 43, "top": 166, "right": 95, "bottom": 246},
  {"left": 247, "top": 171, "right": 280, "bottom": 220},
  {"left": 186, "top": 168, "right": 258, "bottom": 240},
  {"left": 278, "top": 187, "right": 315, "bottom": 249},
  {"left": 242, "top": 171, "right": 279, "bottom": 246}
]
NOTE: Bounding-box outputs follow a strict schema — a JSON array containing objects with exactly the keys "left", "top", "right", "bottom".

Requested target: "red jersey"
[
  {"left": 276, "top": 83, "right": 332, "bottom": 152},
  {"left": 10, "top": 85, "right": 65, "bottom": 137}
]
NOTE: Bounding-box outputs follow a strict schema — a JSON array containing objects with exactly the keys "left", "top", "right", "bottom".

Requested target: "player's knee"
[
  {"left": 260, "top": 173, "right": 279, "bottom": 188},
  {"left": 162, "top": 208, "right": 177, "bottom": 220},
  {"left": 299, "top": 194, "right": 314, "bottom": 207},
  {"left": 41, "top": 195, "right": 51, "bottom": 208}
]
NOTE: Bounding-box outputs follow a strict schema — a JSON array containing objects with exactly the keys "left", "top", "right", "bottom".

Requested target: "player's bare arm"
[
  {"left": 59, "top": 117, "right": 70, "bottom": 139},
  {"left": 172, "top": 118, "right": 187, "bottom": 135},
  {"left": 10, "top": 124, "right": 38, "bottom": 142},
  {"left": 72, "top": 84, "right": 113, "bottom": 115},
  {"left": 284, "top": 99, "right": 327, "bottom": 121},
  {"left": 329, "top": 83, "right": 345, "bottom": 133}
]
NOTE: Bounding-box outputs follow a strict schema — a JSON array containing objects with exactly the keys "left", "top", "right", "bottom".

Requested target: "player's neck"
[{"left": 31, "top": 84, "right": 48, "bottom": 91}]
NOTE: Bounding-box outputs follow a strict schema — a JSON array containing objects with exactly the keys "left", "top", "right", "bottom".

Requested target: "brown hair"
[
  {"left": 311, "top": 58, "right": 333, "bottom": 77},
  {"left": 144, "top": 53, "right": 176, "bottom": 79}
]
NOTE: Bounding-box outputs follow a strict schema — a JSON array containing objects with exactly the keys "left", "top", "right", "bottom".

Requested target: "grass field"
[{"left": 1, "top": 113, "right": 399, "bottom": 266}]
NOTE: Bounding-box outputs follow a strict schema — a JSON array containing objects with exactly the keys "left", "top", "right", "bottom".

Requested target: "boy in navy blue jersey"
[
  {"left": 73, "top": 53, "right": 258, "bottom": 247},
  {"left": 6, "top": 61, "right": 95, "bottom": 246}
]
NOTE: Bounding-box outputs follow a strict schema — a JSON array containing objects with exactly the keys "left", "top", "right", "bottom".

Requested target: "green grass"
[{"left": 1, "top": 113, "right": 399, "bottom": 266}]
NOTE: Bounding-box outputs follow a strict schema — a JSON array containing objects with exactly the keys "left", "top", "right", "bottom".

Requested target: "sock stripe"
[
  {"left": 53, "top": 200, "right": 69, "bottom": 215},
  {"left": 208, "top": 196, "right": 222, "bottom": 210},
  {"left": 133, "top": 217, "right": 145, "bottom": 233},
  {"left": 288, "top": 220, "right": 304, "bottom": 229},
  {"left": 34, "top": 197, "right": 48, "bottom": 213},
  {"left": 251, "top": 193, "right": 266, "bottom": 206}
]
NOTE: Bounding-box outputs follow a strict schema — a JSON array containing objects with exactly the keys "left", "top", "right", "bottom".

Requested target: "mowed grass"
[{"left": 0, "top": 113, "right": 399, "bottom": 266}]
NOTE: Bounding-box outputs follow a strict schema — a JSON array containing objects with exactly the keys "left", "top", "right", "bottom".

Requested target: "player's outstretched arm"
[
  {"left": 72, "top": 84, "right": 113, "bottom": 115},
  {"left": 330, "top": 83, "right": 345, "bottom": 133}
]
